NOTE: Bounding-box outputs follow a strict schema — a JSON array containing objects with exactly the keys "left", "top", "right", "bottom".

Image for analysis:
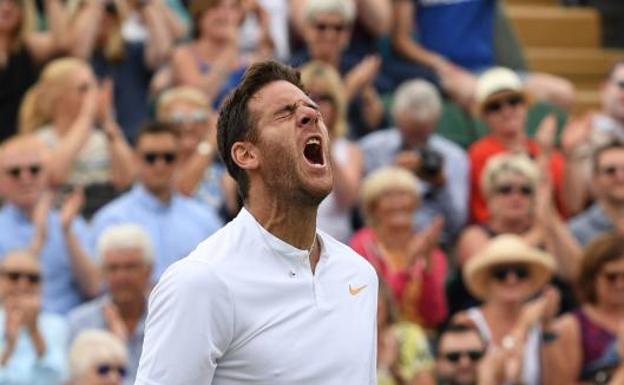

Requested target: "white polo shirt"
[{"left": 135, "top": 208, "right": 378, "bottom": 385}]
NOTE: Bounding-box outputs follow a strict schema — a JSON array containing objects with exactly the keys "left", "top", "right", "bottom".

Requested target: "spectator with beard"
[{"left": 436, "top": 323, "right": 486, "bottom": 385}]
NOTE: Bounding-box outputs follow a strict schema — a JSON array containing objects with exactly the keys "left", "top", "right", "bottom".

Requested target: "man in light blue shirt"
[
  {"left": 0, "top": 250, "right": 68, "bottom": 385},
  {"left": 0, "top": 135, "right": 100, "bottom": 314},
  {"left": 90, "top": 122, "right": 223, "bottom": 279},
  {"left": 359, "top": 80, "right": 469, "bottom": 241}
]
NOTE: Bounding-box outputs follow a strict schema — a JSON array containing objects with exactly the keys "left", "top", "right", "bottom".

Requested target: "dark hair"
[
  {"left": 217, "top": 60, "right": 305, "bottom": 201},
  {"left": 436, "top": 322, "right": 485, "bottom": 355},
  {"left": 592, "top": 140, "right": 624, "bottom": 174},
  {"left": 135, "top": 121, "right": 179, "bottom": 146},
  {"left": 578, "top": 233, "right": 624, "bottom": 304}
]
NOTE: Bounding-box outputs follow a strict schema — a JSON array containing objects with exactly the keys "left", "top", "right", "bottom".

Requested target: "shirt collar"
[
  {"left": 131, "top": 184, "right": 176, "bottom": 211},
  {"left": 2, "top": 203, "right": 31, "bottom": 224}
]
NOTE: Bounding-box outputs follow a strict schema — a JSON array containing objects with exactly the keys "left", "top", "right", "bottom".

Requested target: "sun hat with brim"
[
  {"left": 475, "top": 67, "right": 527, "bottom": 114},
  {"left": 463, "top": 234, "right": 556, "bottom": 300}
]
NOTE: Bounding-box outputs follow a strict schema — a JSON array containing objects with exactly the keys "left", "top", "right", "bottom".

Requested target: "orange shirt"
[{"left": 468, "top": 135, "right": 566, "bottom": 223}]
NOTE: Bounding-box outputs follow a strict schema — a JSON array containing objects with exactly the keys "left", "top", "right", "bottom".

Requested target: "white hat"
[{"left": 475, "top": 67, "right": 524, "bottom": 108}]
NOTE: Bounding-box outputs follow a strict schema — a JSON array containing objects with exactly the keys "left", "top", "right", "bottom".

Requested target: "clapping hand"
[
  {"left": 406, "top": 216, "right": 444, "bottom": 270},
  {"left": 103, "top": 301, "right": 129, "bottom": 342},
  {"left": 535, "top": 114, "right": 558, "bottom": 156},
  {"left": 60, "top": 187, "right": 85, "bottom": 233}
]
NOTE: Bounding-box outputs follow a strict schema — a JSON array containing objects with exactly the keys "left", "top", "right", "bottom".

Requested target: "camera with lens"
[{"left": 415, "top": 146, "right": 445, "bottom": 185}]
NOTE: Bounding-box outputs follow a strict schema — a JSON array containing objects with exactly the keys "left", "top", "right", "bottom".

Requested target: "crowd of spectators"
[{"left": 2, "top": 0, "right": 624, "bottom": 384}]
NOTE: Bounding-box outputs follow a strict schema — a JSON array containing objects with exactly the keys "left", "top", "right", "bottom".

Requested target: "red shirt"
[{"left": 468, "top": 135, "right": 566, "bottom": 223}]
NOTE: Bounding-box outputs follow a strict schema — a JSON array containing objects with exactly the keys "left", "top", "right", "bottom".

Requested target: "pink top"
[{"left": 350, "top": 228, "right": 448, "bottom": 328}]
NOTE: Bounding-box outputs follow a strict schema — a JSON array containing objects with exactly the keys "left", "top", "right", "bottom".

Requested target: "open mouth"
[{"left": 303, "top": 137, "right": 325, "bottom": 166}]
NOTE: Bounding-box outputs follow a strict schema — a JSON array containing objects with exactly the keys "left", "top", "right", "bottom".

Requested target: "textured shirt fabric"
[
  {"left": 67, "top": 296, "right": 146, "bottom": 385},
  {"left": 0, "top": 309, "right": 68, "bottom": 385},
  {"left": 568, "top": 203, "right": 614, "bottom": 246},
  {"left": 89, "top": 184, "right": 223, "bottom": 280},
  {"left": 135, "top": 208, "right": 378, "bottom": 385},
  {"left": 0, "top": 204, "right": 92, "bottom": 314},
  {"left": 359, "top": 129, "right": 469, "bottom": 240}
]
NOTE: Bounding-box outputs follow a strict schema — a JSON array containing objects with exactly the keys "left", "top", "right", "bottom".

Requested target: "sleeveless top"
[
  {"left": 192, "top": 47, "right": 246, "bottom": 108},
  {"left": 317, "top": 138, "right": 352, "bottom": 243},
  {"left": 467, "top": 307, "right": 541, "bottom": 385},
  {"left": 572, "top": 308, "right": 619, "bottom": 381}
]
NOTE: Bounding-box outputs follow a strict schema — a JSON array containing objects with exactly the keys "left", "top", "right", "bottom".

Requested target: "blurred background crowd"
[{"left": 2, "top": 0, "right": 624, "bottom": 383}]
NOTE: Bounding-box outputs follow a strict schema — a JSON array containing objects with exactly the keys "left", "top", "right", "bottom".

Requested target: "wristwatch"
[{"left": 197, "top": 141, "right": 214, "bottom": 157}]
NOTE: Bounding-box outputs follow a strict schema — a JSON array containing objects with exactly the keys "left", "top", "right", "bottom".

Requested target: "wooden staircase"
[{"left": 504, "top": 0, "right": 624, "bottom": 114}]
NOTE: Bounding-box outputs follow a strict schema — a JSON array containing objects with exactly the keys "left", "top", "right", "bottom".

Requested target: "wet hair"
[
  {"left": 577, "top": 233, "right": 624, "bottom": 304},
  {"left": 217, "top": 60, "right": 305, "bottom": 201}
]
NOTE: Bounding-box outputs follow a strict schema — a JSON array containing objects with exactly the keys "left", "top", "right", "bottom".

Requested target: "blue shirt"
[
  {"left": 68, "top": 296, "right": 145, "bottom": 385},
  {"left": 0, "top": 309, "right": 68, "bottom": 385},
  {"left": 89, "top": 184, "right": 223, "bottom": 279},
  {"left": 416, "top": 0, "right": 495, "bottom": 71},
  {"left": 359, "top": 129, "right": 469, "bottom": 241},
  {"left": 0, "top": 204, "right": 92, "bottom": 314},
  {"left": 568, "top": 203, "right": 614, "bottom": 246}
]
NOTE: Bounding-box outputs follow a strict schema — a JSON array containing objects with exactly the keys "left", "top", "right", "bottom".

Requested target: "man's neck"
[
  {"left": 492, "top": 131, "right": 526, "bottom": 151},
  {"left": 144, "top": 185, "right": 173, "bottom": 204},
  {"left": 12, "top": 203, "right": 35, "bottom": 220},
  {"left": 115, "top": 297, "right": 146, "bottom": 333}
]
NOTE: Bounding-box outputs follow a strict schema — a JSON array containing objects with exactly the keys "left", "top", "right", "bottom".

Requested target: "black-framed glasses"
[
  {"left": 495, "top": 183, "right": 533, "bottom": 196},
  {"left": 96, "top": 364, "right": 127, "bottom": 378},
  {"left": 314, "top": 21, "right": 347, "bottom": 33},
  {"left": 1, "top": 271, "right": 41, "bottom": 284},
  {"left": 442, "top": 350, "right": 485, "bottom": 363},
  {"left": 142, "top": 152, "right": 177, "bottom": 165},
  {"left": 484, "top": 95, "right": 525, "bottom": 114},
  {"left": 5, "top": 164, "right": 42, "bottom": 179},
  {"left": 490, "top": 264, "right": 530, "bottom": 282},
  {"left": 599, "top": 165, "right": 624, "bottom": 177}
]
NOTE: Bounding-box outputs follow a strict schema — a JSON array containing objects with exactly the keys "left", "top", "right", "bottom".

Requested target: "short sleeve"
[{"left": 134, "top": 259, "right": 234, "bottom": 385}]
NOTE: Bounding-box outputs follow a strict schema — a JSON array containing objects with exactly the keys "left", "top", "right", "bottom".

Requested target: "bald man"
[
  {"left": 0, "top": 250, "right": 68, "bottom": 385},
  {"left": 0, "top": 135, "right": 100, "bottom": 314}
]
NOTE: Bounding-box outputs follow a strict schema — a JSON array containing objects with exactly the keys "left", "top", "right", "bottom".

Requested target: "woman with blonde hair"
[
  {"left": 300, "top": 61, "right": 362, "bottom": 242},
  {"left": 19, "top": 57, "right": 135, "bottom": 218},
  {"left": 0, "top": 0, "right": 68, "bottom": 140},
  {"left": 350, "top": 166, "right": 448, "bottom": 328},
  {"left": 68, "top": 329, "right": 129, "bottom": 385}
]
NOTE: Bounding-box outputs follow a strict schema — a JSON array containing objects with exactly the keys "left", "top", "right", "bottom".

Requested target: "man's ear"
[{"left": 231, "top": 142, "right": 259, "bottom": 171}]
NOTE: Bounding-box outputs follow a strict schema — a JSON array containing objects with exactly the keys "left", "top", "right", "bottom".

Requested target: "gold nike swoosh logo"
[{"left": 349, "top": 284, "right": 368, "bottom": 296}]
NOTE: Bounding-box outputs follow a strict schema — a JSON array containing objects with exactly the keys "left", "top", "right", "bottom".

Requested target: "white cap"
[{"left": 476, "top": 67, "right": 524, "bottom": 107}]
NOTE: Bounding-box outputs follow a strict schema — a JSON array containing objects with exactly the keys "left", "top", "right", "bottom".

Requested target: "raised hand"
[
  {"left": 347, "top": 55, "right": 382, "bottom": 95},
  {"left": 97, "top": 78, "right": 115, "bottom": 125},
  {"left": 30, "top": 191, "right": 53, "bottom": 256},
  {"left": 19, "top": 292, "right": 42, "bottom": 332},
  {"left": 59, "top": 187, "right": 85, "bottom": 232},
  {"left": 560, "top": 114, "right": 593, "bottom": 156},
  {"left": 406, "top": 216, "right": 444, "bottom": 269},
  {"left": 519, "top": 286, "right": 560, "bottom": 329},
  {"left": 103, "top": 301, "right": 129, "bottom": 342},
  {"left": 534, "top": 114, "right": 558, "bottom": 155}
]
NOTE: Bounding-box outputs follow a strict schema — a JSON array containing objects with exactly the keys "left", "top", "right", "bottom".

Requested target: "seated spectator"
[
  {"left": 290, "top": 0, "right": 386, "bottom": 137},
  {"left": 389, "top": 0, "right": 574, "bottom": 110},
  {"left": 68, "top": 0, "right": 180, "bottom": 140},
  {"left": 569, "top": 142, "right": 624, "bottom": 246},
  {"left": 377, "top": 281, "right": 436, "bottom": 385},
  {"left": 0, "top": 135, "right": 100, "bottom": 314},
  {"left": 300, "top": 61, "right": 362, "bottom": 243},
  {"left": 549, "top": 233, "right": 624, "bottom": 385},
  {"left": 351, "top": 167, "right": 447, "bottom": 328},
  {"left": 0, "top": 0, "right": 68, "bottom": 141},
  {"left": 455, "top": 234, "right": 559, "bottom": 385},
  {"left": 468, "top": 67, "right": 571, "bottom": 223},
  {"left": 0, "top": 250, "right": 68, "bottom": 385},
  {"left": 19, "top": 57, "right": 136, "bottom": 218},
  {"left": 90, "top": 122, "right": 222, "bottom": 279},
  {"left": 171, "top": 0, "right": 269, "bottom": 108},
  {"left": 435, "top": 323, "right": 486, "bottom": 385},
  {"left": 360, "top": 79, "right": 468, "bottom": 242},
  {"left": 69, "top": 224, "right": 152, "bottom": 385},
  {"left": 155, "top": 86, "right": 229, "bottom": 218},
  {"left": 68, "top": 329, "right": 128, "bottom": 385}
]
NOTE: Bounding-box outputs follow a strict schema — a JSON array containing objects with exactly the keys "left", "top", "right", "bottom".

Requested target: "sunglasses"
[
  {"left": 602, "top": 271, "right": 624, "bottom": 285},
  {"left": 599, "top": 165, "right": 624, "bottom": 177},
  {"left": 1, "top": 271, "right": 41, "bottom": 284},
  {"left": 442, "top": 350, "right": 485, "bottom": 363},
  {"left": 484, "top": 95, "right": 525, "bottom": 114},
  {"left": 167, "top": 110, "right": 209, "bottom": 126},
  {"left": 142, "top": 152, "right": 177, "bottom": 165},
  {"left": 314, "top": 21, "right": 347, "bottom": 33},
  {"left": 490, "top": 264, "right": 530, "bottom": 282},
  {"left": 96, "top": 364, "right": 127, "bottom": 378},
  {"left": 5, "top": 164, "right": 42, "bottom": 179},
  {"left": 495, "top": 184, "right": 533, "bottom": 196}
]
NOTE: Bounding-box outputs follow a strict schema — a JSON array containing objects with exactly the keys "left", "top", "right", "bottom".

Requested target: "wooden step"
[
  {"left": 506, "top": 5, "right": 600, "bottom": 48},
  {"left": 573, "top": 89, "right": 601, "bottom": 115},
  {"left": 506, "top": 0, "right": 556, "bottom": 5}
]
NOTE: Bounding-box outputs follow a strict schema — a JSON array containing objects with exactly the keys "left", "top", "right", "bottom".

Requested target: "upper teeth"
[{"left": 306, "top": 138, "right": 321, "bottom": 146}]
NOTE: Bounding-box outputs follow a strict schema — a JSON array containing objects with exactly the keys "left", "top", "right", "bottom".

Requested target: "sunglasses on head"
[
  {"left": 495, "top": 183, "right": 533, "bottom": 196},
  {"left": 602, "top": 271, "right": 624, "bottom": 285},
  {"left": 599, "top": 164, "right": 624, "bottom": 177},
  {"left": 167, "top": 110, "right": 208, "bottom": 126},
  {"left": 314, "top": 21, "right": 347, "bottom": 33},
  {"left": 142, "top": 152, "right": 177, "bottom": 165},
  {"left": 96, "top": 364, "right": 127, "bottom": 378},
  {"left": 5, "top": 164, "right": 42, "bottom": 179},
  {"left": 490, "top": 264, "right": 530, "bottom": 282},
  {"left": 1, "top": 270, "right": 41, "bottom": 284},
  {"left": 484, "top": 95, "right": 525, "bottom": 114},
  {"left": 442, "top": 350, "right": 485, "bottom": 363}
]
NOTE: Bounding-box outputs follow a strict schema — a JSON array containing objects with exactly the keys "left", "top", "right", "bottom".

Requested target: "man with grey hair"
[
  {"left": 68, "top": 223, "right": 153, "bottom": 385},
  {"left": 359, "top": 79, "right": 469, "bottom": 241}
]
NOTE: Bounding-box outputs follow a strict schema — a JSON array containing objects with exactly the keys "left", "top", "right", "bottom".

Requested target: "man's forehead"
[
  {"left": 439, "top": 331, "right": 484, "bottom": 351},
  {"left": 249, "top": 80, "right": 309, "bottom": 109}
]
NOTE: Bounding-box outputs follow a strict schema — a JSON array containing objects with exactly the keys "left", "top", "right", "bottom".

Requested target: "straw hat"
[{"left": 463, "top": 234, "right": 556, "bottom": 300}]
